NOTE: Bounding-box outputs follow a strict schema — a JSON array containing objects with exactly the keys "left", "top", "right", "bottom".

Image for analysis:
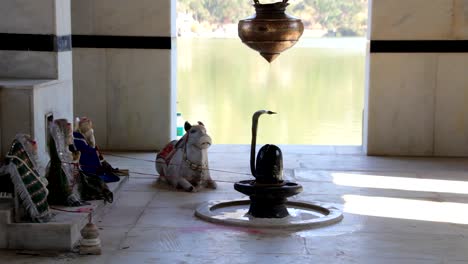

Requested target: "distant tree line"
[{"left": 177, "top": 0, "right": 368, "bottom": 36}]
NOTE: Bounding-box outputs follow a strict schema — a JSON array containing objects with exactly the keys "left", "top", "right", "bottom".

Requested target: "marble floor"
[{"left": 3, "top": 145, "right": 468, "bottom": 263}]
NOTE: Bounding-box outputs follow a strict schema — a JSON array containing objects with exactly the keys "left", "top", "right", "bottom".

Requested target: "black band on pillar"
[
  {"left": 371, "top": 40, "right": 468, "bottom": 53},
  {"left": 71, "top": 35, "right": 172, "bottom": 49},
  {"left": 0, "top": 33, "right": 72, "bottom": 52}
]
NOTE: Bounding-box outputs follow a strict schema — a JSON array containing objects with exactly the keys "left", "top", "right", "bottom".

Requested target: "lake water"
[{"left": 177, "top": 37, "right": 366, "bottom": 145}]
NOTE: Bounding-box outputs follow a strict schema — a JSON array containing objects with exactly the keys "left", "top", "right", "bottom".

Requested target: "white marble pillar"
[
  {"left": 364, "top": 0, "right": 468, "bottom": 156},
  {"left": 0, "top": 0, "right": 73, "bottom": 162},
  {"left": 72, "top": 0, "right": 177, "bottom": 150},
  {"left": 0, "top": 0, "right": 72, "bottom": 80}
]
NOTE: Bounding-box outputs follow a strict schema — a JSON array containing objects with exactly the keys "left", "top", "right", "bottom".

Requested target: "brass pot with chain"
[{"left": 238, "top": 0, "right": 304, "bottom": 63}]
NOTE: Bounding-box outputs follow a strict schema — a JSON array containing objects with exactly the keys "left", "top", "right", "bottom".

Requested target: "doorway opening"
[{"left": 176, "top": 0, "right": 368, "bottom": 145}]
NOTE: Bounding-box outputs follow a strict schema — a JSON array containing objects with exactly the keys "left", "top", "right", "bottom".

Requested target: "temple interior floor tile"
[{"left": 2, "top": 145, "right": 468, "bottom": 263}]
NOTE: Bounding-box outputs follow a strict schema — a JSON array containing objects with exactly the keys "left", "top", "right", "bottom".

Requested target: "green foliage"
[
  {"left": 178, "top": 0, "right": 368, "bottom": 36},
  {"left": 310, "top": 0, "right": 367, "bottom": 36},
  {"left": 178, "top": 0, "right": 252, "bottom": 24}
]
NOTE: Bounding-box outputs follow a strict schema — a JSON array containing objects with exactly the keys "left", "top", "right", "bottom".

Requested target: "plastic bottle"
[{"left": 176, "top": 112, "right": 184, "bottom": 140}]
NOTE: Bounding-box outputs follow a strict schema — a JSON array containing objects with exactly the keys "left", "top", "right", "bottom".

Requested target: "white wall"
[
  {"left": 0, "top": 0, "right": 73, "bottom": 163},
  {"left": 0, "top": 80, "right": 73, "bottom": 166},
  {"left": 72, "top": 0, "right": 177, "bottom": 150},
  {"left": 72, "top": 0, "right": 173, "bottom": 37},
  {"left": 0, "top": 0, "right": 72, "bottom": 80},
  {"left": 365, "top": 0, "right": 468, "bottom": 156}
]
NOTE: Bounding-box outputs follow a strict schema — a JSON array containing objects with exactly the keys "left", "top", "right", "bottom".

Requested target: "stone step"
[
  {"left": 0, "top": 199, "right": 14, "bottom": 248},
  {"left": 0, "top": 176, "right": 128, "bottom": 251}
]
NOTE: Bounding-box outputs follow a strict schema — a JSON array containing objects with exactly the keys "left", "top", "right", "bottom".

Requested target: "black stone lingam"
[{"left": 234, "top": 110, "right": 303, "bottom": 218}]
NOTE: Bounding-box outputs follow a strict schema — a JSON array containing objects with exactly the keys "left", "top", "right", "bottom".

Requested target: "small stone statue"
[
  {"left": 73, "top": 117, "right": 115, "bottom": 203},
  {"left": 73, "top": 117, "right": 121, "bottom": 183},
  {"left": 156, "top": 121, "right": 217, "bottom": 192},
  {"left": 79, "top": 213, "right": 101, "bottom": 255},
  {"left": 46, "top": 119, "right": 83, "bottom": 206},
  {"left": 0, "top": 134, "right": 51, "bottom": 222}
]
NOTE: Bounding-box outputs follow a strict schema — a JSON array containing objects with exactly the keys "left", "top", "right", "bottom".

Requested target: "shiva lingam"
[
  {"left": 238, "top": 0, "right": 304, "bottom": 63},
  {"left": 194, "top": 111, "right": 343, "bottom": 228},
  {"left": 234, "top": 110, "right": 303, "bottom": 218}
]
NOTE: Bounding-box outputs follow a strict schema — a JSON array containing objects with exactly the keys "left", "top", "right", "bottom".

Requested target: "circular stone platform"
[{"left": 195, "top": 200, "right": 343, "bottom": 229}]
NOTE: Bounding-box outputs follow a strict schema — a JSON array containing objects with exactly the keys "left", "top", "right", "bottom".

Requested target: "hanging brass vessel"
[{"left": 238, "top": 0, "right": 304, "bottom": 63}]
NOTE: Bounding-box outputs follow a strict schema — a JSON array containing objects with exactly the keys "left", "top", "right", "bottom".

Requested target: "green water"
[{"left": 177, "top": 37, "right": 366, "bottom": 145}]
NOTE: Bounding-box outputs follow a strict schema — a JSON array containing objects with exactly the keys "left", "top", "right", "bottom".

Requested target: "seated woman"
[{"left": 73, "top": 117, "right": 120, "bottom": 183}]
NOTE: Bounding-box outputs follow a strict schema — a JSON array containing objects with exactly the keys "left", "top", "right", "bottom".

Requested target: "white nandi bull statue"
[{"left": 156, "top": 121, "right": 217, "bottom": 192}]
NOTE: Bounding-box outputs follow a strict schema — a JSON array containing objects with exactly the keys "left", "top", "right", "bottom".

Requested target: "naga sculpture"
[
  {"left": 250, "top": 110, "right": 284, "bottom": 184},
  {"left": 156, "top": 121, "right": 217, "bottom": 192}
]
